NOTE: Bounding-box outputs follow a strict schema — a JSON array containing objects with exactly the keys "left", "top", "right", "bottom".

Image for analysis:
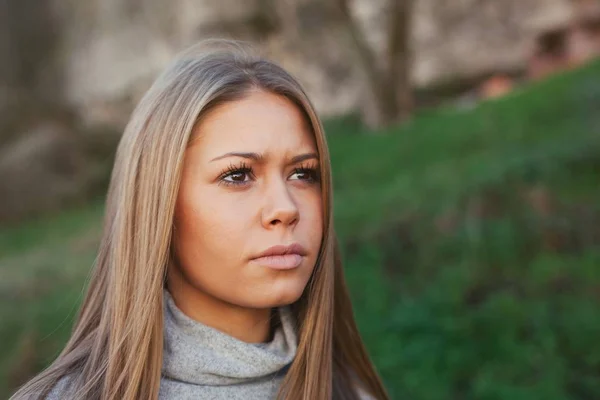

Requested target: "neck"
[{"left": 166, "top": 269, "right": 273, "bottom": 343}]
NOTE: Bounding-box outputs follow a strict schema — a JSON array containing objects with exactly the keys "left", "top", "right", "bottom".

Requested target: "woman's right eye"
[{"left": 218, "top": 164, "right": 254, "bottom": 186}]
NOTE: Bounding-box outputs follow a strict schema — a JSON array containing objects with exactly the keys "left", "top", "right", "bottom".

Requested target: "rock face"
[
  {"left": 1, "top": 0, "right": 579, "bottom": 125},
  {"left": 52, "top": 0, "right": 577, "bottom": 125},
  {"left": 0, "top": 0, "right": 581, "bottom": 222},
  {"left": 409, "top": 0, "right": 575, "bottom": 86},
  {"left": 45, "top": 0, "right": 572, "bottom": 124},
  {"left": 2, "top": 0, "right": 580, "bottom": 120}
]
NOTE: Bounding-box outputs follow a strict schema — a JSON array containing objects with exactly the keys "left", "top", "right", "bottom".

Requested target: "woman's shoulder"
[
  {"left": 10, "top": 375, "right": 75, "bottom": 400},
  {"left": 349, "top": 370, "right": 381, "bottom": 400},
  {"left": 356, "top": 385, "right": 378, "bottom": 400},
  {"left": 45, "top": 375, "right": 75, "bottom": 400}
]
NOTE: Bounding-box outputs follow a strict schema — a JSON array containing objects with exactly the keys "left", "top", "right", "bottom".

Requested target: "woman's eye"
[
  {"left": 291, "top": 168, "right": 319, "bottom": 182},
  {"left": 219, "top": 164, "right": 254, "bottom": 186},
  {"left": 223, "top": 171, "right": 250, "bottom": 183}
]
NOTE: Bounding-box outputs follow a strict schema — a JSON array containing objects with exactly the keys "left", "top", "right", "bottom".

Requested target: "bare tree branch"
[{"left": 334, "top": 0, "right": 386, "bottom": 109}]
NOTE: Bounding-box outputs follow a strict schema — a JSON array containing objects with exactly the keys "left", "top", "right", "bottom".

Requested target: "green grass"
[{"left": 2, "top": 60, "right": 600, "bottom": 399}]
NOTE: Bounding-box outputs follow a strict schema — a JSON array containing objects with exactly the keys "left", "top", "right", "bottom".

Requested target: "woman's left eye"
[
  {"left": 223, "top": 170, "right": 251, "bottom": 183},
  {"left": 290, "top": 167, "right": 319, "bottom": 182}
]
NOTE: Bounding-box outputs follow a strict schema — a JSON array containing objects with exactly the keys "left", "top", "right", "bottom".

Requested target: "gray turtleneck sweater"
[
  {"left": 46, "top": 292, "right": 374, "bottom": 399},
  {"left": 159, "top": 291, "right": 297, "bottom": 399}
]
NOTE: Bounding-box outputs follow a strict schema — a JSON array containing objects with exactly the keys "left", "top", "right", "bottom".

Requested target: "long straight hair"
[{"left": 11, "top": 39, "right": 389, "bottom": 400}]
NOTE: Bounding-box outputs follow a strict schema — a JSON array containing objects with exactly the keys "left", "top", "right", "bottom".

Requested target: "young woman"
[{"left": 11, "top": 39, "right": 389, "bottom": 400}]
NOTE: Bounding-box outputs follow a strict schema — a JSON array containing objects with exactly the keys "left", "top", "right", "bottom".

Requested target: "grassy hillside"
[{"left": 1, "top": 60, "right": 600, "bottom": 399}]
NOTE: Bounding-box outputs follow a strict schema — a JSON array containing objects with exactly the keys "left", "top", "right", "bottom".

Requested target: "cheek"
[
  {"left": 171, "top": 192, "right": 255, "bottom": 304},
  {"left": 176, "top": 192, "right": 251, "bottom": 263},
  {"left": 298, "top": 188, "right": 324, "bottom": 248},
  {"left": 306, "top": 188, "right": 324, "bottom": 228}
]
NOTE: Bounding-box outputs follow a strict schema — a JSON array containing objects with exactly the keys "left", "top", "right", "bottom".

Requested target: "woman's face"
[{"left": 170, "top": 90, "right": 323, "bottom": 310}]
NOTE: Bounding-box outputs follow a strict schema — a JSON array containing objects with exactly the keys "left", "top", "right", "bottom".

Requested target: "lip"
[
  {"left": 254, "top": 243, "right": 308, "bottom": 258},
  {"left": 250, "top": 243, "right": 307, "bottom": 270}
]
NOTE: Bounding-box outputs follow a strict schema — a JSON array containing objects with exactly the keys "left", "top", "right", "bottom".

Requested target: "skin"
[{"left": 168, "top": 89, "right": 323, "bottom": 343}]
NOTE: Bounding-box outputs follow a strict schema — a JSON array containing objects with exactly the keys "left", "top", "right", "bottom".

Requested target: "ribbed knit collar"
[{"left": 162, "top": 290, "right": 297, "bottom": 386}]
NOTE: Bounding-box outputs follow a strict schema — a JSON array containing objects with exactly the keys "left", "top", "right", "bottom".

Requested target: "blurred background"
[{"left": 1, "top": 0, "right": 600, "bottom": 398}]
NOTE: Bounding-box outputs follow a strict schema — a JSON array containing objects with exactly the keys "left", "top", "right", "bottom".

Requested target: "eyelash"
[{"left": 217, "top": 162, "right": 320, "bottom": 187}]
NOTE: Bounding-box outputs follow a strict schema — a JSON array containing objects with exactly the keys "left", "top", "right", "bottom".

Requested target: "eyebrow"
[{"left": 210, "top": 152, "right": 319, "bottom": 164}]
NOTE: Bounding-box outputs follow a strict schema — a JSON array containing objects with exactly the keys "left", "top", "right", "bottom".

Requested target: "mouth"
[{"left": 250, "top": 243, "right": 307, "bottom": 270}]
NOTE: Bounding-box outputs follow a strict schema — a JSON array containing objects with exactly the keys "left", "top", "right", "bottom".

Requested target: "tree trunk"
[
  {"left": 387, "top": 0, "right": 414, "bottom": 123},
  {"left": 335, "top": 0, "right": 415, "bottom": 129}
]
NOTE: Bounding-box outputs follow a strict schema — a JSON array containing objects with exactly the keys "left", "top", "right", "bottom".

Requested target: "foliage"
[{"left": 330, "top": 60, "right": 600, "bottom": 399}]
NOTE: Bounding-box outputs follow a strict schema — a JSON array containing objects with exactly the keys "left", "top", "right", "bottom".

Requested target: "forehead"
[{"left": 190, "top": 90, "right": 316, "bottom": 156}]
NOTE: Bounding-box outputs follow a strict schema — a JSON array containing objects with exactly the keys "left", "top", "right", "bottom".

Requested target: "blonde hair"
[{"left": 11, "top": 39, "right": 389, "bottom": 400}]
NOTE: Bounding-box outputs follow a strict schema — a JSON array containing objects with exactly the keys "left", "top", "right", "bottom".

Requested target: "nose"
[{"left": 261, "top": 178, "right": 299, "bottom": 229}]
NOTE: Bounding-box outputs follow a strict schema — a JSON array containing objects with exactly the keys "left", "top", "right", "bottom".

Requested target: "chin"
[
  {"left": 247, "top": 280, "right": 308, "bottom": 309},
  {"left": 268, "top": 290, "right": 304, "bottom": 308}
]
